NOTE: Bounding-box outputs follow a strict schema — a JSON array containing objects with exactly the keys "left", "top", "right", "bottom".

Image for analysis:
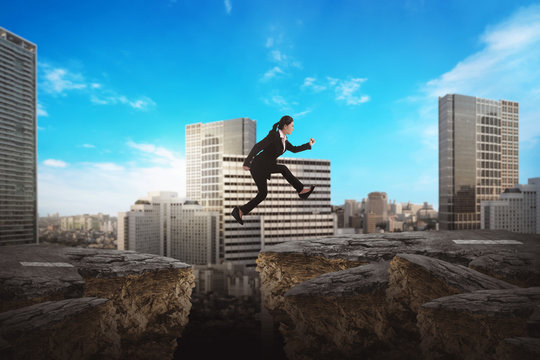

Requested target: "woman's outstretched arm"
[
  {"left": 285, "top": 138, "right": 314, "bottom": 153},
  {"left": 243, "top": 131, "right": 275, "bottom": 167}
]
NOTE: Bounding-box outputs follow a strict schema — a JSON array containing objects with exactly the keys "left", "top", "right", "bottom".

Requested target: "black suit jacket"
[{"left": 243, "top": 130, "right": 312, "bottom": 179}]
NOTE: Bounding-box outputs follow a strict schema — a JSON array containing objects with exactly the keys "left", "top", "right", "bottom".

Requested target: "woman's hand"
[
  {"left": 243, "top": 166, "right": 250, "bottom": 171},
  {"left": 309, "top": 138, "right": 315, "bottom": 146}
]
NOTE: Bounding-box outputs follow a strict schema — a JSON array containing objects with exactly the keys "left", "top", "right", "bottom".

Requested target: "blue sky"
[{"left": 2, "top": 0, "right": 540, "bottom": 216}]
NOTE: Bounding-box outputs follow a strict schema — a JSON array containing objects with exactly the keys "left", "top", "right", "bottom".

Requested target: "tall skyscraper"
[
  {"left": 118, "top": 192, "right": 219, "bottom": 264},
  {"left": 439, "top": 94, "right": 519, "bottom": 230},
  {"left": 186, "top": 118, "right": 256, "bottom": 258},
  {"left": 187, "top": 118, "right": 335, "bottom": 266},
  {"left": 0, "top": 28, "right": 38, "bottom": 245}
]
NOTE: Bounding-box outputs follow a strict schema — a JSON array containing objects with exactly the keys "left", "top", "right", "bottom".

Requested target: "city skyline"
[{"left": 2, "top": 1, "right": 539, "bottom": 216}]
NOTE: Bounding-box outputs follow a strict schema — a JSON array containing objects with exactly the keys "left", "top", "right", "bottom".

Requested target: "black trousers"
[{"left": 239, "top": 164, "right": 304, "bottom": 215}]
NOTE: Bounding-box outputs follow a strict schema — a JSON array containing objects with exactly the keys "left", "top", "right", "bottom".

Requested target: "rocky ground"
[
  {"left": 0, "top": 244, "right": 194, "bottom": 360},
  {"left": 256, "top": 230, "right": 540, "bottom": 360}
]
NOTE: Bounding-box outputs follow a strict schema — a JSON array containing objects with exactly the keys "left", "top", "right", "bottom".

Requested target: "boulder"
[
  {"left": 388, "top": 253, "right": 516, "bottom": 313},
  {"left": 282, "top": 262, "right": 393, "bottom": 359},
  {"left": 417, "top": 287, "right": 540, "bottom": 360},
  {"left": 66, "top": 248, "right": 195, "bottom": 359},
  {"left": 0, "top": 297, "right": 119, "bottom": 360},
  {"left": 469, "top": 252, "right": 540, "bottom": 287}
]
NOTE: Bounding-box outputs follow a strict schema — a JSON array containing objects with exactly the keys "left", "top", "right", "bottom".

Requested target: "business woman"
[{"left": 231, "top": 115, "right": 315, "bottom": 225}]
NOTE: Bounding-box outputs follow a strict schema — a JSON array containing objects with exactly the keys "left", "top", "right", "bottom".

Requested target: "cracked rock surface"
[
  {"left": 388, "top": 253, "right": 516, "bottom": 313},
  {"left": 257, "top": 230, "right": 540, "bottom": 359},
  {"left": 469, "top": 252, "right": 540, "bottom": 287},
  {"left": 0, "top": 245, "right": 195, "bottom": 359}
]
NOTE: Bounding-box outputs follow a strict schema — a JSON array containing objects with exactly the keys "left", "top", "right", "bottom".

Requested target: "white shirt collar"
[{"left": 278, "top": 129, "right": 286, "bottom": 139}]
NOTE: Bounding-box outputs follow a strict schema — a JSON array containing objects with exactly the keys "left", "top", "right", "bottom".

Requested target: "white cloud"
[
  {"left": 261, "top": 30, "right": 301, "bottom": 81},
  {"left": 301, "top": 76, "right": 370, "bottom": 105},
  {"left": 268, "top": 49, "right": 301, "bottom": 69},
  {"left": 292, "top": 109, "right": 311, "bottom": 118},
  {"left": 302, "top": 77, "right": 327, "bottom": 92},
  {"left": 38, "top": 143, "right": 186, "bottom": 216},
  {"left": 419, "top": 3, "right": 540, "bottom": 145},
  {"left": 271, "top": 95, "right": 288, "bottom": 108},
  {"left": 224, "top": 0, "right": 232, "bottom": 15},
  {"left": 37, "top": 103, "right": 48, "bottom": 117},
  {"left": 89, "top": 96, "right": 109, "bottom": 105},
  {"left": 263, "top": 94, "right": 291, "bottom": 113},
  {"left": 335, "top": 78, "right": 370, "bottom": 105},
  {"left": 327, "top": 77, "right": 339, "bottom": 87},
  {"left": 271, "top": 50, "right": 283, "bottom": 62},
  {"left": 43, "top": 159, "right": 68, "bottom": 168},
  {"left": 129, "top": 97, "right": 157, "bottom": 111},
  {"left": 90, "top": 94, "right": 156, "bottom": 111},
  {"left": 41, "top": 66, "right": 86, "bottom": 94},
  {"left": 128, "top": 141, "right": 177, "bottom": 161},
  {"left": 82, "top": 144, "right": 95, "bottom": 148},
  {"left": 261, "top": 66, "right": 284, "bottom": 81},
  {"left": 40, "top": 62, "right": 156, "bottom": 111},
  {"left": 93, "top": 163, "right": 125, "bottom": 171}
]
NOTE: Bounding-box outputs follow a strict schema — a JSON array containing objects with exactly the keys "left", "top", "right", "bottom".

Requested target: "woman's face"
[{"left": 282, "top": 121, "right": 294, "bottom": 135}]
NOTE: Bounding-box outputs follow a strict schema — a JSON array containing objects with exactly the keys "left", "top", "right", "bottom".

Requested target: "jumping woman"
[{"left": 231, "top": 115, "right": 316, "bottom": 225}]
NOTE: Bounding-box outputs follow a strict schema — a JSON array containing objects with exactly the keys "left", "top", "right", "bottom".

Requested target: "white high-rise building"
[
  {"left": 118, "top": 192, "right": 219, "bottom": 264},
  {"left": 481, "top": 177, "right": 540, "bottom": 234},
  {"left": 187, "top": 118, "right": 335, "bottom": 267},
  {"left": 439, "top": 94, "right": 519, "bottom": 230},
  {"left": 0, "top": 28, "right": 38, "bottom": 245},
  {"left": 223, "top": 155, "right": 335, "bottom": 266}
]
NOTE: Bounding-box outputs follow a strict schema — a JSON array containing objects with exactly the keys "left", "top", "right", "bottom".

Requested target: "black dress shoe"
[
  {"left": 231, "top": 207, "right": 244, "bottom": 225},
  {"left": 299, "top": 185, "right": 315, "bottom": 199}
]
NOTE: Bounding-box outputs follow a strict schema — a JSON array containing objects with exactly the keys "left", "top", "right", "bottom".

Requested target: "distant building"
[
  {"left": 481, "top": 178, "right": 540, "bottom": 234},
  {"left": 364, "top": 192, "right": 388, "bottom": 234},
  {"left": 0, "top": 28, "right": 38, "bottom": 245},
  {"left": 118, "top": 192, "right": 219, "bottom": 265},
  {"left": 417, "top": 202, "right": 438, "bottom": 219},
  {"left": 333, "top": 205, "right": 345, "bottom": 228},
  {"left": 344, "top": 199, "right": 357, "bottom": 227},
  {"left": 388, "top": 216, "right": 404, "bottom": 232},
  {"left": 193, "top": 262, "right": 260, "bottom": 297},
  {"left": 389, "top": 200, "right": 402, "bottom": 215},
  {"left": 60, "top": 213, "right": 116, "bottom": 232},
  {"left": 439, "top": 94, "right": 519, "bottom": 230}
]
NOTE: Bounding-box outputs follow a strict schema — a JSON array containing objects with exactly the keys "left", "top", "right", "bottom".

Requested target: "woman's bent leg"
[
  {"left": 239, "top": 172, "right": 268, "bottom": 215},
  {"left": 274, "top": 164, "right": 304, "bottom": 192}
]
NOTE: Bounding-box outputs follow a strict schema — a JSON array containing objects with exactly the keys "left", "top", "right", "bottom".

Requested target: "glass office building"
[
  {"left": 438, "top": 94, "right": 519, "bottom": 230},
  {"left": 0, "top": 28, "right": 38, "bottom": 245}
]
